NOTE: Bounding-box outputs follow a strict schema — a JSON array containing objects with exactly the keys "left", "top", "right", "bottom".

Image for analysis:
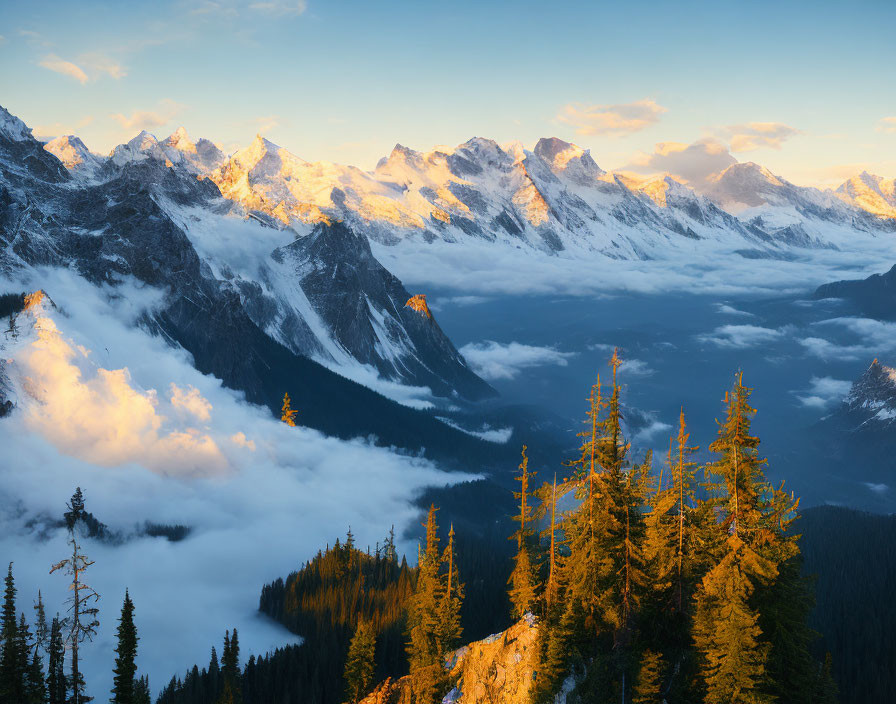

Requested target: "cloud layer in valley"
[
  {"left": 459, "top": 340, "right": 575, "bottom": 380},
  {"left": 0, "top": 269, "right": 470, "bottom": 699}
]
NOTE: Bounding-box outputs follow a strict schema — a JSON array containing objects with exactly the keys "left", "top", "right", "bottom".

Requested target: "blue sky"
[{"left": 1, "top": 0, "right": 894, "bottom": 185}]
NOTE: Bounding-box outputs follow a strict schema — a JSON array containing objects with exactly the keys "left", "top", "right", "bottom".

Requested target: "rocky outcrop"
[{"left": 359, "top": 618, "right": 539, "bottom": 704}]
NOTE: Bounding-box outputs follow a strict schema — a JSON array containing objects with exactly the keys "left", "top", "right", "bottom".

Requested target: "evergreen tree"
[
  {"left": 508, "top": 446, "right": 538, "bottom": 619},
  {"left": 64, "top": 488, "right": 86, "bottom": 532},
  {"left": 18, "top": 612, "right": 46, "bottom": 704},
  {"left": 406, "top": 505, "right": 447, "bottom": 704},
  {"left": 632, "top": 649, "right": 664, "bottom": 704},
  {"left": 34, "top": 591, "right": 49, "bottom": 657},
  {"left": 111, "top": 591, "right": 138, "bottom": 704},
  {"left": 0, "top": 562, "right": 24, "bottom": 703},
  {"left": 692, "top": 374, "right": 797, "bottom": 704},
  {"left": 343, "top": 620, "right": 376, "bottom": 703},
  {"left": 437, "top": 523, "right": 463, "bottom": 651},
  {"left": 280, "top": 393, "right": 298, "bottom": 426},
  {"left": 132, "top": 676, "right": 151, "bottom": 704},
  {"left": 48, "top": 616, "right": 66, "bottom": 704},
  {"left": 219, "top": 629, "right": 241, "bottom": 704}
]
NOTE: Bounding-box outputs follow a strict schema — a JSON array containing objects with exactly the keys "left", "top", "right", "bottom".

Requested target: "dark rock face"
[
  {"left": 277, "top": 221, "right": 495, "bottom": 400},
  {"left": 814, "top": 264, "right": 896, "bottom": 319},
  {"left": 0, "top": 106, "right": 498, "bottom": 461}
]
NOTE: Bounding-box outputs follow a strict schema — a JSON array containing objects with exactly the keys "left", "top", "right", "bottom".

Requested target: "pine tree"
[
  {"left": 132, "top": 676, "right": 151, "bottom": 704},
  {"left": 64, "top": 488, "right": 86, "bottom": 531},
  {"left": 17, "top": 612, "right": 46, "bottom": 704},
  {"left": 34, "top": 591, "right": 49, "bottom": 657},
  {"left": 52, "top": 491, "right": 101, "bottom": 704},
  {"left": 543, "top": 476, "right": 559, "bottom": 614},
  {"left": 280, "top": 393, "right": 297, "bottom": 426},
  {"left": 0, "top": 562, "right": 24, "bottom": 703},
  {"left": 692, "top": 374, "right": 793, "bottom": 704},
  {"left": 219, "top": 629, "right": 241, "bottom": 704},
  {"left": 438, "top": 523, "right": 463, "bottom": 651},
  {"left": 344, "top": 620, "right": 377, "bottom": 703},
  {"left": 48, "top": 616, "right": 66, "bottom": 704},
  {"left": 406, "top": 505, "right": 448, "bottom": 704},
  {"left": 632, "top": 650, "right": 664, "bottom": 704},
  {"left": 508, "top": 446, "right": 538, "bottom": 619},
  {"left": 111, "top": 590, "right": 138, "bottom": 704}
]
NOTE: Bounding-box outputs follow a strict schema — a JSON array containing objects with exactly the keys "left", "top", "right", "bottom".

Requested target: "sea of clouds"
[{"left": 0, "top": 269, "right": 472, "bottom": 698}]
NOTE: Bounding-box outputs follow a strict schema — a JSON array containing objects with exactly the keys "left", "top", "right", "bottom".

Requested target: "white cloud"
[
  {"left": 621, "top": 138, "right": 736, "bottom": 188},
  {"left": 716, "top": 303, "right": 754, "bottom": 317},
  {"left": 555, "top": 99, "right": 667, "bottom": 136},
  {"left": 800, "top": 318, "right": 896, "bottom": 361},
  {"left": 32, "top": 115, "right": 95, "bottom": 141},
  {"left": 110, "top": 100, "right": 184, "bottom": 131},
  {"left": 697, "top": 324, "right": 784, "bottom": 349},
  {"left": 459, "top": 340, "right": 575, "bottom": 380},
  {"left": 170, "top": 383, "right": 213, "bottom": 423},
  {"left": 0, "top": 268, "right": 470, "bottom": 699},
  {"left": 619, "top": 359, "right": 653, "bottom": 377},
  {"left": 39, "top": 55, "right": 88, "bottom": 84},
  {"left": 435, "top": 417, "right": 512, "bottom": 444},
  {"left": 721, "top": 122, "right": 801, "bottom": 152},
  {"left": 876, "top": 117, "right": 896, "bottom": 134},
  {"left": 864, "top": 482, "right": 888, "bottom": 494},
  {"left": 632, "top": 419, "right": 672, "bottom": 445},
  {"left": 795, "top": 376, "right": 852, "bottom": 408}
]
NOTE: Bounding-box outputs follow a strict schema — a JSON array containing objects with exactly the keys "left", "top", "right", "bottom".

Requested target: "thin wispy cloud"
[
  {"left": 722, "top": 122, "right": 802, "bottom": 152},
  {"left": 877, "top": 117, "right": 896, "bottom": 134},
  {"left": 697, "top": 324, "right": 784, "bottom": 349},
  {"left": 459, "top": 340, "right": 575, "bottom": 380},
  {"left": 556, "top": 99, "right": 667, "bottom": 136},
  {"left": 110, "top": 100, "right": 184, "bottom": 131},
  {"left": 38, "top": 52, "right": 127, "bottom": 84},
  {"left": 39, "top": 55, "right": 89, "bottom": 84},
  {"left": 32, "top": 115, "right": 95, "bottom": 141}
]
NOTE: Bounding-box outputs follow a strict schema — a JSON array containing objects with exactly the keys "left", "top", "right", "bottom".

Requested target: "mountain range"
[
  {"left": 4, "top": 102, "right": 896, "bottom": 455},
  {"left": 44, "top": 116, "right": 895, "bottom": 259}
]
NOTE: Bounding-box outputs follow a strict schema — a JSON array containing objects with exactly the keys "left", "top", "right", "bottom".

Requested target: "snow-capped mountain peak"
[
  {"left": 44, "top": 135, "right": 102, "bottom": 173},
  {"left": 533, "top": 137, "right": 605, "bottom": 182},
  {"left": 164, "top": 126, "right": 197, "bottom": 154},
  {"left": 836, "top": 171, "right": 896, "bottom": 219},
  {"left": 844, "top": 358, "right": 896, "bottom": 425},
  {"left": 0, "top": 106, "right": 34, "bottom": 142}
]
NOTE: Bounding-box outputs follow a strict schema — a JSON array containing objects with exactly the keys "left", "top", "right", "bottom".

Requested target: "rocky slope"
[{"left": 359, "top": 617, "right": 541, "bottom": 704}]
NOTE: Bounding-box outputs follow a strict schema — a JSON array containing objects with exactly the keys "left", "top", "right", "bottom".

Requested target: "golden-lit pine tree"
[
  {"left": 632, "top": 649, "right": 665, "bottom": 704},
  {"left": 281, "top": 393, "right": 298, "bottom": 426},
  {"left": 406, "top": 505, "right": 453, "bottom": 704},
  {"left": 437, "top": 524, "right": 463, "bottom": 651},
  {"left": 693, "top": 373, "right": 797, "bottom": 704},
  {"left": 672, "top": 409, "right": 699, "bottom": 613},
  {"left": 508, "top": 446, "right": 539, "bottom": 619}
]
